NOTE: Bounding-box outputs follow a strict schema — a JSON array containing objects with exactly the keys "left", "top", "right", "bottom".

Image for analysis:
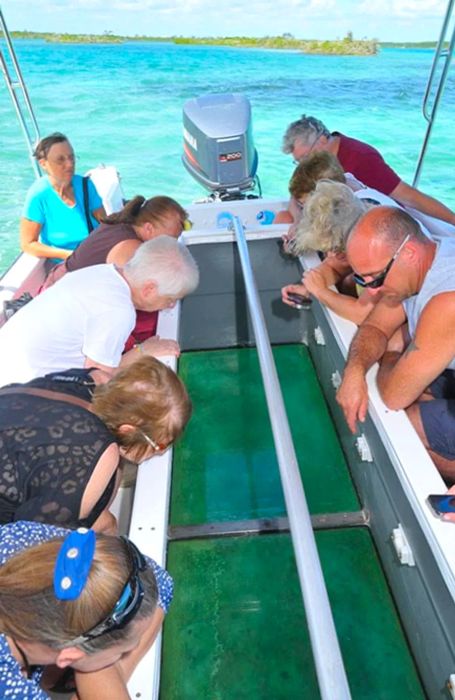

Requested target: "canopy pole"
[{"left": 232, "top": 215, "right": 352, "bottom": 700}]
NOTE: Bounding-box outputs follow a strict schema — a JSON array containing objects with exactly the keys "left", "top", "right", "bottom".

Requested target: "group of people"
[
  {"left": 279, "top": 114, "right": 455, "bottom": 490},
  {"left": 2, "top": 115, "right": 455, "bottom": 696},
  {"left": 0, "top": 132, "right": 200, "bottom": 697}
]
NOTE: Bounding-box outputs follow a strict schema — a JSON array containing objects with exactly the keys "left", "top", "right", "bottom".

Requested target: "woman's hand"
[
  {"left": 281, "top": 283, "right": 309, "bottom": 307},
  {"left": 301, "top": 268, "right": 329, "bottom": 300}
]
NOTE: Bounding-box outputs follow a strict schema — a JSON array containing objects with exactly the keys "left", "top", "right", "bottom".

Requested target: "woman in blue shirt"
[{"left": 20, "top": 132, "right": 105, "bottom": 261}]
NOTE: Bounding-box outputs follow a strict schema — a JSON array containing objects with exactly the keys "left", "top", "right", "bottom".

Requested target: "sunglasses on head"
[
  {"left": 73, "top": 537, "right": 147, "bottom": 644},
  {"left": 353, "top": 233, "right": 410, "bottom": 289}
]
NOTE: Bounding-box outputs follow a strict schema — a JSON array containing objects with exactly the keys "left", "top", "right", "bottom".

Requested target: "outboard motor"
[{"left": 182, "top": 93, "right": 259, "bottom": 200}]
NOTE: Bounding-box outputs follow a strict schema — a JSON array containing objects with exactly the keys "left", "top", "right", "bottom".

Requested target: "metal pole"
[
  {"left": 231, "top": 215, "right": 352, "bottom": 700},
  {"left": 413, "top": 0, "right": 455, "bottom": 186},
  {"left": 0, "top": 7, "right": 41, "bottom": 178}
]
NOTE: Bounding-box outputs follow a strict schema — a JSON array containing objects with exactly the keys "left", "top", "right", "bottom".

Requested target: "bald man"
[{"left": 336, "top": 206, "right": 455, "bottom": 484}]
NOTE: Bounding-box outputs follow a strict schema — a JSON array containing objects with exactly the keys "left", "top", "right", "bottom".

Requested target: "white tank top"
[{"left": 403, "top": 237, "right": 455, "bottom": 370}]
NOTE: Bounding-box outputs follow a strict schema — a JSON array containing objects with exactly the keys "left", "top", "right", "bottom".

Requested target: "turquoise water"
[{"left": 1, "top": 40, "right": 454, "bottom": 272}]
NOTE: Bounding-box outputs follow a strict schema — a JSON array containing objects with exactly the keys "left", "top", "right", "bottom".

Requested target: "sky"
[{"left": 1, "top": 0, "right": 452, "bottom": 42}]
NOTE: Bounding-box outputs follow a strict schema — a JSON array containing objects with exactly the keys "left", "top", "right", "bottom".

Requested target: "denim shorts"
[{"left": 419, "top": 370, "right": 455, "bottom": 461}]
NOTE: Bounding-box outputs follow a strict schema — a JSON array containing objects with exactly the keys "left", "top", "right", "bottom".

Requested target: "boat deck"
[{"left": 160, "top": 346, "right": 425, "bottom": 699}]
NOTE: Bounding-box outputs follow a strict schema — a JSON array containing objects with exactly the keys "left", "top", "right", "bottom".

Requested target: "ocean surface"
[{"left": 1, "top": 40, "right": 454, "bottom": 273}]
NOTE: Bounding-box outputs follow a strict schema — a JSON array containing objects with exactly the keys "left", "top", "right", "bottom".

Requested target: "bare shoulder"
[
  {"left": 421, "top": 291, "right": 455, "bottom": 323},
  {"left": 419, "top": 291, "right": 455, "bottom": 327},
  {"left": 106, "top": 238, "right": 141, "bottom": 266}
]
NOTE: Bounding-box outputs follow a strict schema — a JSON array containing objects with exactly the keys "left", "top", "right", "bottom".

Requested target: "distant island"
[
  {"left": 11, "top": 31, "right": 444, "bottom": 54},
  {"left": 11, "top": 31, "right": 379, "bottom": 55}
]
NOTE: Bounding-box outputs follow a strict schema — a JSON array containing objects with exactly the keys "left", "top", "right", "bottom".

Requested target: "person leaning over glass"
[
  {"left": 0, "top": 520, "right": 173, "bottom": 699},
  {"left": 0, "top": 356, "right": 192, "bottom": 534},
  {"left": 20, "top": 132, "right": 105, "bottom": 262}
]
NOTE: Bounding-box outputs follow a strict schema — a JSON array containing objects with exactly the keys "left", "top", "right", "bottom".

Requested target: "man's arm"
[
  {"left": 336, "top": 294, "right": 407, "bottom": 433},
  {"left": 377, "top": 293, "right": 455, "bottom": 409},
  {"left": 302, "top": 267, "right": 375, "bottom": 324},
  {"left": 391, "top": 181, "right": 455, "bottom": 226}
]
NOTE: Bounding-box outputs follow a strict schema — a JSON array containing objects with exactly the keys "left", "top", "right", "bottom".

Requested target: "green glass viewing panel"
[
  {"left": 160, "top": 529, "right": 424, "bottom": 700},
  {"left": 172, "top": 345, "right": 359, "bottom": 526}
]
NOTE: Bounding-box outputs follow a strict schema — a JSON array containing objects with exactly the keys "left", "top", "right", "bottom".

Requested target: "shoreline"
[
  {"left": 10, "top": 32, "right": 382, "bottom": 55},
  {"left": 9, "top": 32, "right": 443, "bottom": 52}
]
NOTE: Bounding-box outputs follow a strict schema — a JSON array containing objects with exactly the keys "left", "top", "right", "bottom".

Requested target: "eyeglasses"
[
  {"left": 140, "top": 430, "right": 168, "bottom": 453},
  {"left": 353, "top": 233, "right": 410, "bottom": 289},
  {"left": 73, "top": 537, "right": 147, "bottom": 644}
]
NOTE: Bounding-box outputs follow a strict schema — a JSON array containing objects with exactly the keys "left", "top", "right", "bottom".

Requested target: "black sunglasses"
[
  {"left": 353, "top": 234, "right": 410, "bottom": 289},
  {"left": 74, "top": 537, "right": 147, "bottom": 644}
]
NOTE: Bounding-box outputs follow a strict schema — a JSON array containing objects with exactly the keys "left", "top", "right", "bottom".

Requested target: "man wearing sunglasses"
[{"left": 336, "top": 206, "right": 455, "bottom": 484}]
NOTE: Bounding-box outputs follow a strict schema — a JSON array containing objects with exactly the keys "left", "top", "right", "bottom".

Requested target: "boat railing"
[
  {"left": 413, "top": 0, "right": 455, "bottom": 186},
  {"left": 230, "top": 214, "right": 352, "bottom": 700},
  {"left": 0, "top": 7, "right": 41, "bottom": 178}
]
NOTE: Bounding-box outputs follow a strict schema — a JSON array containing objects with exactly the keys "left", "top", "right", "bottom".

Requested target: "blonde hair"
[
  {"left": 289, "top": 152, "right": 345, "bottom": 200},
  {"left": 0, "top": 534, "right": 157, "bottom": 653},
  {"left": 92, "top": 356, "right": 192, "bottom": 462},
  {"left": 292, "top": 180, "right": 369, "bottom": 255}
]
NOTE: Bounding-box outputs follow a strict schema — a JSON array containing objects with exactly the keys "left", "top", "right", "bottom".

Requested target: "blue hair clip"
[{"left": 53, "top": 527, "right": 96, "bottom": 601}]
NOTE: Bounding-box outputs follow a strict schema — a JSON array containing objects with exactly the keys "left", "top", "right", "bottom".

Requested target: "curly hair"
[{"left": 292, "top": 180, "right": 370, "bottom": 255}]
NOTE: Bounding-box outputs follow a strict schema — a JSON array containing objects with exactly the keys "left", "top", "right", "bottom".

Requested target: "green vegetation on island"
[
  {"left": 173, "top": 33, "right": 379, "bottom": 55},
  {"left": 11, "top": 31, "right": 443, "bottom": 54},
  {"left": 11, "top": 30, "right": 378, "bottom": 54},
  {"left": 10, "top": 31, "right": 125, "bottom": 44}
]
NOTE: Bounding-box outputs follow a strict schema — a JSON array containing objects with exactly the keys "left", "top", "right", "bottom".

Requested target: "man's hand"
[
  {"left": 141, "top": 335, "right": 180, "bottom": 358},
  {"left": 336, "top": 369, "right": 369, "bottom": 434}
]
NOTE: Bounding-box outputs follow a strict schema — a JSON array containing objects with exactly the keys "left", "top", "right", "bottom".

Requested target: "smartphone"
[
  {"left": 427, "top": 494, "right": 455, "bottom": 518},
  {"left": 287, "top": 292, "right": 311, "bottom": 307}
]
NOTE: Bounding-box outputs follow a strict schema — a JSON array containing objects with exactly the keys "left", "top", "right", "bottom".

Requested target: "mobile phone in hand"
[
  {"left": 427, "top": 494, "right": 455, "bottom": 518},
  {"left": 287, "top": 292, "right": 311, "bottom": 307}
]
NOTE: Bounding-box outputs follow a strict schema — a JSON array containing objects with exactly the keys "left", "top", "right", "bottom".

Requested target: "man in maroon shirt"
[{"left": 282, "top": 115, "right": 455, "bottom": 226}]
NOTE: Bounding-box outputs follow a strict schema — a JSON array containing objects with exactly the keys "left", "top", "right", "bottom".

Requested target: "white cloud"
[
  {"left": 1, "top": 0, "right": 448, "bottom": 39},
  {"left": 358, "top": 0, "right": 446, "bottom": 19}
]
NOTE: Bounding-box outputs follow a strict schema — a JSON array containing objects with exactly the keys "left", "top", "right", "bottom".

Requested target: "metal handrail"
[
  {"left": 413, "top": 0, "right": 455, "bottom": 186},
  {"left": 231, "top": 215, "right": 352, "bottom": 700},
  {"left": 0, "top": 7, "right": 41, "bottom": 178}
]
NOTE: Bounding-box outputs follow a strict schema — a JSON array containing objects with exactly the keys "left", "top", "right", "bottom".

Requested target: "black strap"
[
  {"left": 82, "top": 176, "right": 94, "bottom": 234},
  {"left": 0, "top": 387, "right": 91, "bottom": 411}
]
